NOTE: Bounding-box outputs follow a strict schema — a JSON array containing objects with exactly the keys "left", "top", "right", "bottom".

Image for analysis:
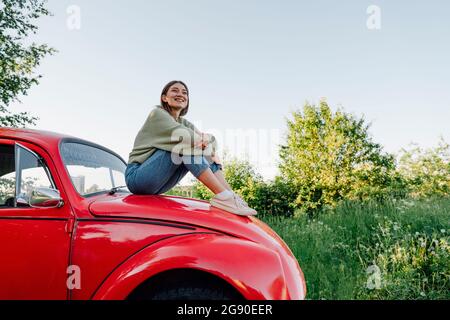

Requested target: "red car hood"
[{"left": 88, "top": 194, "right": 291, "bottom": 253}]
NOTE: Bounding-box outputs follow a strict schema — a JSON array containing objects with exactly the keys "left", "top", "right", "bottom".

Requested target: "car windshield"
[{"left": 60, "top": 142, "right": 129, "bottom": 197}]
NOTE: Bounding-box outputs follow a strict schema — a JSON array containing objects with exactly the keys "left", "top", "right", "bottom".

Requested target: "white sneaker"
[
  {"left": 233, "top": 194, "right": 257, "bottom": 216},
  {"left": 210, "top": 194, "right": 257, "bottom": 216}
]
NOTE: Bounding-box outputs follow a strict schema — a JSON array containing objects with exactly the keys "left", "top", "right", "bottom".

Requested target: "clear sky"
[{"left": 9, "top": 0, "right": 450, "bottom": 182}]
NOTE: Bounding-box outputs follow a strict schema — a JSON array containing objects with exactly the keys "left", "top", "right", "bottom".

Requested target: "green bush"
[
  {"left": 397, "top": 138, "right": 450, "bottom": 198},
  {"left": 241, "top": 177, "right": 298, "bottom": 217}
]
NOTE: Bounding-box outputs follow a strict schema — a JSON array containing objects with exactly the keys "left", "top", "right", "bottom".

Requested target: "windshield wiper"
[{"left": 108, "top": 186, "right": 128, "bottom": 195}]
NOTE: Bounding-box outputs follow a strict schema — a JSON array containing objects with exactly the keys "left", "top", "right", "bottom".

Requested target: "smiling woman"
[
  {"left": 125, "top": 80, "right": 258, "bottom": 216},
  {"left": 160, "top": 81, "right": 190, "bottom": 117}
]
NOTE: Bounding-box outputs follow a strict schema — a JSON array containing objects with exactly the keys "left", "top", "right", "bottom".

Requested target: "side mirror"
[{"left": 28, "top": 187, "right": 64, "bottom": 208}]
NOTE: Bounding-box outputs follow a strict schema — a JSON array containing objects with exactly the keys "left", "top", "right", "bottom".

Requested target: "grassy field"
[{"left": 259, "top": 197, "right": 450, "bottom": 300}]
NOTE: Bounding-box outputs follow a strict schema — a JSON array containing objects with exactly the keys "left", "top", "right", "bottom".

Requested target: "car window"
[
  {"left": 0, "top": 145, "right": 15, "bottom": 207},
  {"left": 0, "top": 144, "right": 55, "bottom": 208},
  {"left": 60, "top": 142, "right": 127, "bottom": 197}
]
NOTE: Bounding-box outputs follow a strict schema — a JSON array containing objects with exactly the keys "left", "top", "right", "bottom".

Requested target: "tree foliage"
[
  {"left": 397, "top": 138, "right": 450, "bottom": 198},
  {"left": 193, "top": 158, "right": 262, "bottom": 201},
  {"left": 242, "top": 176, "right": 298, "bottom": 217},
  {"left": 279, "top": 100, "right": 398, "bottom": 215},
  {"left": 0, "top": 0, "right": 55, "bottom": 127},
  {"left": 188, "top": 101, "right": 447, "bottom": 217}
]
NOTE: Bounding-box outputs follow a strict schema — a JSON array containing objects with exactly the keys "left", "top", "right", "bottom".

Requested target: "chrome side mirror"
[{"left": 28, "top": 187, "right": 64, "bottom": 208}]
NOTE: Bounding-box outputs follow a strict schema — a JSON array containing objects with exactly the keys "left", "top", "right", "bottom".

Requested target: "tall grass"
[{"left": 259, "top": 197, "right": 450, "bottom": 300}]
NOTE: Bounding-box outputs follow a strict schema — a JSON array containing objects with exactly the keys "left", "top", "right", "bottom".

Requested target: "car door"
[{"left": 0, "top": 140, "right": 72, "bottom": 300}]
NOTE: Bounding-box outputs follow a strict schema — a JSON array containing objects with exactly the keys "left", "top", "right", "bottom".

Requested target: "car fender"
[{"left": 91, "top": 232, "right": 289, "bottom": 300}]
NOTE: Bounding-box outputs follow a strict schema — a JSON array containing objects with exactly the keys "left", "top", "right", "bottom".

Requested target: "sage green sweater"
[{"left": 128, "top": 106, "right": 217, "bottom": 164}]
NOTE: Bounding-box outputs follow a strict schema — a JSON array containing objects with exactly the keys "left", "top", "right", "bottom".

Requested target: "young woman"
[{"left": 125, "top": 80, "right": 257, "bottom": 216}]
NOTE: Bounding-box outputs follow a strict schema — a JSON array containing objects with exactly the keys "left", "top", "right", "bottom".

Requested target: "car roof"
[
  {"left": 0, "top": 127, "right": 125, "bottom": 163},
  {"left": 0, "top": 127, "right": 71, "bottom": 148}
]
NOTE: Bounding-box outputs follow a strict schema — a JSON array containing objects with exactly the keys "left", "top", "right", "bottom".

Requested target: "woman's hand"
[
  {"left": 194, "top": 132, "right": 210, "bottom": 150},
  {"left": 211, "top": 154, "right": 222, "bottom": 165}
]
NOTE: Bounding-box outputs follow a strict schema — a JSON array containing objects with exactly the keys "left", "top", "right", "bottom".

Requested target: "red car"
[{"left": 0, "top": 128, "right": 306, "bottom": 300}]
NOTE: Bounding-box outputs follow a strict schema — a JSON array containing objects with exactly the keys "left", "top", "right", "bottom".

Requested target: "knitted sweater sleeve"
[
  {"left": 138, "top": 108, "right": 215, "bottom": 156},
  {"left": 181, "top": 117, "right": 218, "bottom": 156}
]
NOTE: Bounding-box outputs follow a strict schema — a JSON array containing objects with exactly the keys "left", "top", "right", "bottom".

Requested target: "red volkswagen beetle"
[{"left": 0, "top": 128, "right": 306, "bottom": 300}]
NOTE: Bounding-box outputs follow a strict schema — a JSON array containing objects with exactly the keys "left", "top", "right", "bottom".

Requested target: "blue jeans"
[{"left": 125, "top": 149, "right": 222, "bottom": 195}]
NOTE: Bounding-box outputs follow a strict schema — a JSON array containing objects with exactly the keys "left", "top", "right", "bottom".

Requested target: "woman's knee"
[
  {"left": 180, "top": 154, "right": 206, "bottom": 165},
  {"left": 181, "top": 155, "right": 210, "bottom": 178},
  {"left": 209, "top": 162, "right": 222, "bottom": 174}
]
